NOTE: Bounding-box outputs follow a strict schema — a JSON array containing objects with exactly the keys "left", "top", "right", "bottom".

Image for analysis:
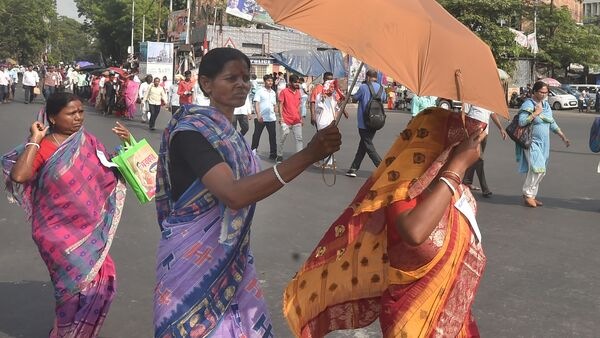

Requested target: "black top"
[{"left": 169, "top": 130, "right": 224, "bottom": 201}]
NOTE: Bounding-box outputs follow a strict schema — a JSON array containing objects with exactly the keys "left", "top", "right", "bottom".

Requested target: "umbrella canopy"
[
  {"left": 540, "top": 77, "right": 561, "bottom": 87},
  {"left": 76, "top": 61, "right": 94, "bottom": 68},
  {"left": 257, "top": 0, "right": 509, "bottom": 118},
  {"left": 108, "top": 67, "right": 127, "bottom": 78}
]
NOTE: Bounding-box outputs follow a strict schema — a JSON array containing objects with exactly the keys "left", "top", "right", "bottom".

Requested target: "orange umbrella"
[{"left": 257, "top": 0, "right": 509, "bottom": 118}]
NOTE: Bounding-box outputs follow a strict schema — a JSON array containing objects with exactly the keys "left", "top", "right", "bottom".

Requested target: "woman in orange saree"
[{"left": 284, "top": 108, "right": 488, "bottom": 337}]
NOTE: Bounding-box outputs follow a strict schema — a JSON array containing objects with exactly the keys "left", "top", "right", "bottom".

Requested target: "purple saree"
[{"left": 154, "top": 105, "right": 273, "bottom": 338}]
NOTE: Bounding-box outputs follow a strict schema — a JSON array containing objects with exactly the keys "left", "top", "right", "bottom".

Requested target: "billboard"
[
  {"left": 226, "top": 0, "right": 274, "bottom": 25},
  {"left": 139, "top": 42, "right": 174, "bottom": 81},
  {"left": 167, "top": 9, "right": 188, "bottom": 42}
]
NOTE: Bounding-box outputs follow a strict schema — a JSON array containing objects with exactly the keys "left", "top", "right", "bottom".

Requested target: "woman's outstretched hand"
[
  {"left": 305, "top": 122, "right": 342, "bottom": 161},
  {"left": 112, "top": 121, "right": 131, "bottom": 143}
]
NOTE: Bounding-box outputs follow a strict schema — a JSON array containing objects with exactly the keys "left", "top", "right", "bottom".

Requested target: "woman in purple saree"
[
  {"left": 153, "top": 48, "right": 342, "bottom": 337},
  {"left": 2, "top": 93, "right": 131, "bottom": 337}
]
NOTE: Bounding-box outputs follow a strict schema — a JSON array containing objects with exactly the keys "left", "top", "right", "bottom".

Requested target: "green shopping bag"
[{"left": 112, "top": 136, "right": 159, "bottom": 204}]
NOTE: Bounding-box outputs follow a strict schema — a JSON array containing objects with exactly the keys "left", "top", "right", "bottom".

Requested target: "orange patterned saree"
[{"left": 283, "top": 108, "right": 487, "bottom": 337}]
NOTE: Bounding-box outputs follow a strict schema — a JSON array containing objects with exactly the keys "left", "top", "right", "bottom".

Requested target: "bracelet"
[
  {"left": 25, "top": 142, "right": 40, "bottom": 150},
  {"left": 439, "top": 177, "right": 457, "bottom": 196},
  {"left": 440, "top": 170, "right": 462, "bottom": 184},
  {"left": 273, "top": 164, "right": 287, "bottom": 185}
]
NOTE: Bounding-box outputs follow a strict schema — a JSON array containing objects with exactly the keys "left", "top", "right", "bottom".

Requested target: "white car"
[{"left": 548, "top": 87, "right": 578, "bottom": 110}]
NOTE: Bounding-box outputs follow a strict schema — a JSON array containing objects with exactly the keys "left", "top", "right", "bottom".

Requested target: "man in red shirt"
[
  {"left": 177, "top": 70, "right": 194, "bottom": 105},
  {"left": 276, "top": 74, "right": 302, "bottom": 162}
]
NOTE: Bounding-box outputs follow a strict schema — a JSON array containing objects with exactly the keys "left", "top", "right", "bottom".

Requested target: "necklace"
[{"left": 51, "top": 133, "right": 63, "bottom": 146}]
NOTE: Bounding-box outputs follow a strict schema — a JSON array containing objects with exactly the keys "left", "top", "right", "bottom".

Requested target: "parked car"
[
  {"left": 561, "top": 84, "right": 596, "bottom": 108},
  {"left": 548, "top": 86, "right": 578, "bottom": 110},
  {"left": 437, "top": 97, "right": 462, "bottom": 111}
]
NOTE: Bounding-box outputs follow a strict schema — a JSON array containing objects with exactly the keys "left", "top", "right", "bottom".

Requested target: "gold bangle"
[{"left": 441, "top": 170, "right": 462, "bottom": 184}]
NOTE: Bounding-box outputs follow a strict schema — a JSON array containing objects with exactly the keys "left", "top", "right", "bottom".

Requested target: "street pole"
[
  {"left": 533, "top": 0, "right": 538, "bottom": 84},
  {"left": 185, "top": 0, "right": 191, "bottom": 44},
  {"left": 170, "top": 0, "right": 173, "bottom": 12},
  {"left": 130, "top": 0, "right": 135, "bottom": 56},
  {"left": 142, "top": 15, "right": 146, "bottom": 42}
]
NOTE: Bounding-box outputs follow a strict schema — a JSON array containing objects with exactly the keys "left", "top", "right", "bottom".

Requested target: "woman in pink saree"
[
  {"left": 2, "top": 92, "right": 132, "bottom": 337},
  {"left": 89, "top": 75, "right": 100, "bottom": 106},
  {"left": 124, "top": 76, "right": 140, "bottom": 120}
]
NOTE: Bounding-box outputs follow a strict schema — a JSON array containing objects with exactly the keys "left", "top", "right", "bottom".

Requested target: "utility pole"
[
  {"left": 130, "top": 0, "right": 135, "bottom": 56},
  {"left": 157, "top": 0, "right": 162, "bottom": 42},
  {"left": 142, "top": 15, "right": 146, "bottom": 42},
  {"left": 533, "top": 0, "right": 538, "bottom": 84}
]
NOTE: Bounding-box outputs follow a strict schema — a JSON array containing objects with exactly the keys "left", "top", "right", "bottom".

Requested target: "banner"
[
  {"left": 139, "top": 42, "right": 174, "bottom": 81},
  {"left": 226, "top": 0, "right": 275, "bottom": 25},
  {"left": 167, "top": 9, "right": 188, "bottom": 42}
]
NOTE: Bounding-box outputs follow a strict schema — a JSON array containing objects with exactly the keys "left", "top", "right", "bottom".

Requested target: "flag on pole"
[
  {"left": 527, "top": 33, "right": 539, "bottom": 54},
  {"left": 509, "top": 28, "right": 529, "bottom": 48}
]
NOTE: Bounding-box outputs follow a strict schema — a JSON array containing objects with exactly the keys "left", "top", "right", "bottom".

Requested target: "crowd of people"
[{"left": 0, "top": 46, "right": 576, "bottom": 337}]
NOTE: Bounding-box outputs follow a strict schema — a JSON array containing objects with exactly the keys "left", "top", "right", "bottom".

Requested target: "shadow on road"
[
  {"left": 0, "top": 280, "right": 54, "bottom": 337},
  {"left": 476, "top": 193, "right": 599, "bottom": 213}
]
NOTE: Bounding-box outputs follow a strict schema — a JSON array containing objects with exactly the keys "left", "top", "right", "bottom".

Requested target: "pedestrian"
[
  {"left": 276, "top": 74, "right": 303, "bottom": 162},
  {"left": 251, "top": 74, "right": 278, "bottom": 160},
  {"left": 8, "top": 64, "right": 18, "bottom": 101},
  {"left": 152, "top": 47, "right": 341, "bottom": 338},
  {"left": 104, "top": 73, "right": 118, "bottom": 116},
  {"left": 410, "top": 94, "right": 437, "bottom": 116},
  {"left": 123, "top": 75, "right": 140, "bottom": 120},
  {"left": 22, "top": 65, "right": 39, "bottom": 104},
  {"left": 43, "top": 66, "right": 60, "bottom": 100},
  {"left": 0, "top": 64, "right": 9, "bottom": 103},
  {"left": 462, "top": 104, "right": 507, "bottom": 197},
  {"left": 517, "top": 81, "right": 570, "bottom": 207},
  {"left": 284, "top": 107, "right": 488, "bottom": 337},
  {"left": 346, "top": 69, "right": 385, "bottom": 177},
  {"left": 143, "top": 77, "right": 168, "bottom": 130},
  {"left": 2, "top": 92, "right": 132, "bottom": 337},
  {"left": 232, "top": 94, "right": 252, "bottom": 136},
  {"left": 177, "top": 70, "right": 194, "bottom": 106},
  {"left": 310, "top": 72, "right": 346, "bottom": 168},
  {"left": 168, "top": 74, "right": 183, "bottom": 114},
  {"left": 138, "top": 75, "right": 153, "bottom": 122},
  {"left": 299, "top": 77, "right": 309, "bottom": 118}
]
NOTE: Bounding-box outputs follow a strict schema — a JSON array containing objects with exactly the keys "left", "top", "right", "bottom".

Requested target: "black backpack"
[{"left": 364, "top": 81, "right": 386, "bottom": 130}]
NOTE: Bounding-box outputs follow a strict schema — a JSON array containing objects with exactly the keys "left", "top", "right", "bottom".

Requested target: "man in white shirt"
[
  {"left": 138, "top": 75, "right": 152, "bottom": 122},
  {"left": 251, "top": 74, "right": 278, "bottom": 160},
  {"left": 8, "top": 65, "right": 18, "bottom": 101},
  {"left": 232, "top": 94, "right": 252, "bottom": 136},
  {"left": 22, "top": 65, "right": 40, "bottom": 104},
  {"left": 0, "top": 65, "right": 10, "bottom": 103},
  {"left": 462, "top": 104, "right": 507, "bottom": 197}
]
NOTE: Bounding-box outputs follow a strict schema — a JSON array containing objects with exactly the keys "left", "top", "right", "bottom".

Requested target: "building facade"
[
  {"left": 205, "top": 25, "right": 330, "bottom": 78},
  {"left": 547, "top": 0, "right": 584, "bottom": 23},
  {"left": 583, "top": 0, "right": 600, "bottom": 20}
]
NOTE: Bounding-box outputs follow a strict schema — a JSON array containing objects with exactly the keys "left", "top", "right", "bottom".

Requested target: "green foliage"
[
  {"left": 438, "top": 0, "right": 526, "bottom": 70},
  {"left": 440, "top": 0, "right": 600, "bottom": 76},
  {"left": 0, "top": 0, "right": 56, "bottom": 64},
  {"left": 48, "top": 16, "right": 99, "bottom": 65}
]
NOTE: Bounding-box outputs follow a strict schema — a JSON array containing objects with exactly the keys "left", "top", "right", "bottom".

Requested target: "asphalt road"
[{"left": 0, "top": 90, "right": 599, "bottom": 337}]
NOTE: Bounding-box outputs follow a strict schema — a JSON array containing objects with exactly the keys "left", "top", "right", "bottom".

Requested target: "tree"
[
  {"left": 47, "top": 16, "right": 100, "bottom": 65},
  {"left": 522, "top": 2, "right": 600, "bottom": 77},
  {"left": 438, "top": 0, "right": 526, "bottom": 70},
  {"left": 0, "top": 0, "right": 55, "bottom": 64}
]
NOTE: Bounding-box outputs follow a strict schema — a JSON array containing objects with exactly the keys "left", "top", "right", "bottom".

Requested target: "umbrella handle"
[
  {"left": 335, "top": 62, "right": 365, "bottom": 126},
  {"left": 455, "top": 69, "right": 467, "bottom": 129}
]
